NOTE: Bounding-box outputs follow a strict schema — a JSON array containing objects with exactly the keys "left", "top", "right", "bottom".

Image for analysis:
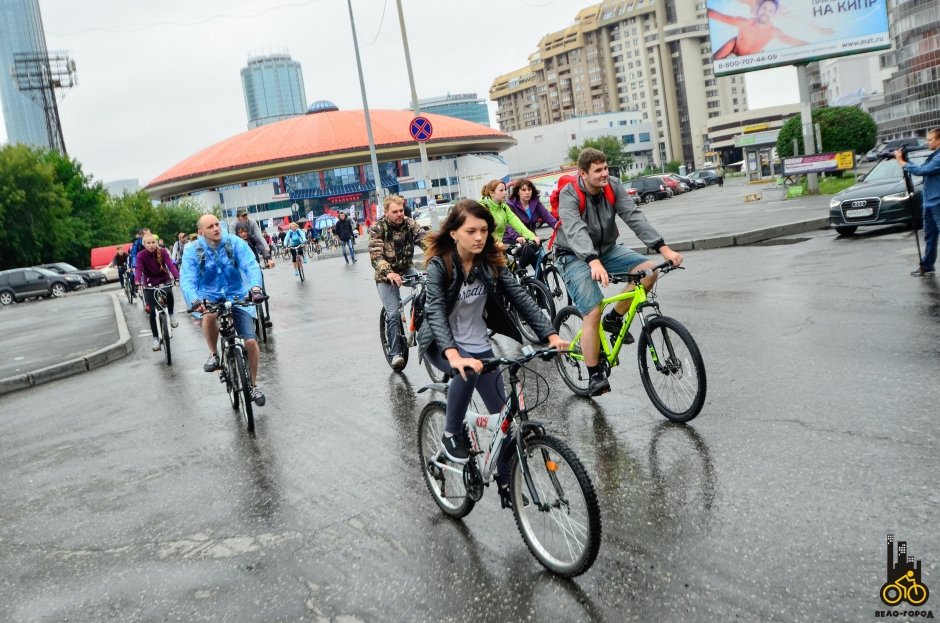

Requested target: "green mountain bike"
[{"left": 553, "top": 261, "right": 706, "bottom": 422}]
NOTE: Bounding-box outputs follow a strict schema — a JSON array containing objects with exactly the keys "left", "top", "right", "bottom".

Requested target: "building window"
[
  {"left": 639, "top": 132, "right": 651, "bottom": 141},
  {"left": 623, "top": 134, "right": 636, "bottom": 144}
]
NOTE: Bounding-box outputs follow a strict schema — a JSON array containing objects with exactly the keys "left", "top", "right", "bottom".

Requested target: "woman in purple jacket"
[
  {"left": 134, "top": 233, "right": 180, "bottom": 351},
  {"left": 503, "top": 178, "right": 558, "bottom": 270}
]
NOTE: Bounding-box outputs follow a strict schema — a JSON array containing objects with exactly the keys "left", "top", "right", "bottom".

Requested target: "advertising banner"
[
  {"left": 782, "top": 151, "right": 855, "bottom": 175},
  {"left": 706, "top": 0, "right": 890, "bottom": 77}
]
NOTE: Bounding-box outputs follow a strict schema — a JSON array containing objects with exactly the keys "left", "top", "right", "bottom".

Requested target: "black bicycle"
[
  {"left": 142, "top": 284, "right": 175, "bottom": 366},
  {"left": 192, "top": 297, "right": 265, "bottom": 433},
  {"left": 378, "top": 271, "right": 448, "bottom": 382},
  {"left": 253, "top": 269, "right": 272, "bottom": 344},
  {"left": 505, "top": 241, "right": 556, "bottom": 344}
]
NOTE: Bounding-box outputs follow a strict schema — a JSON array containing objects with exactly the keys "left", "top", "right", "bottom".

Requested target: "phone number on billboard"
[{"left": 718, "top": 54, "right": 778, "bottom": 68}]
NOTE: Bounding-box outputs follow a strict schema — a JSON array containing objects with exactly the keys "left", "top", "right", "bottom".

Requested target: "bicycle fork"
[{"left": 513, "top": 423, "right": 569, "bottom": 513}]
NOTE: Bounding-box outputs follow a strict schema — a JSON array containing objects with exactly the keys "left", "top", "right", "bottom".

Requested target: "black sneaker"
[
  {"left": 588, "top": 372, "right": 611, "bottom": 397},
  {"left": 498, "top": 486, "right": 513, "bottom": 510},
  {"left": 602, "top": 313, "right": 634, "bottom": 344},
  {"left": 911, "top": 266, "right": 936, "bottom": 277},
  {"left": 441, "top": 433, "right": 470, "bottom": 464},
  {"left": 250, "top": 385, "right": 266, "bottom": 406},
  {"left": 203, "top": 353, "right": 221, "bottom": 372}
]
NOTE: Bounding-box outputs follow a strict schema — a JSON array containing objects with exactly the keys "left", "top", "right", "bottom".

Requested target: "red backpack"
[{"left": 547, "top": 174, "right": 616, "bottom": 249}]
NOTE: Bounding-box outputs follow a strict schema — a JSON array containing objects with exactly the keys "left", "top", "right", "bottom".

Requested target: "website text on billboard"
[{"left": 706, "top": 0, "right": 890, "bottom": 77}]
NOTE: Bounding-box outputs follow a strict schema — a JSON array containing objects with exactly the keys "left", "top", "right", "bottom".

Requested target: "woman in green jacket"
[{"left": 479, "top": 179, "right": 540, "bottom": 246}]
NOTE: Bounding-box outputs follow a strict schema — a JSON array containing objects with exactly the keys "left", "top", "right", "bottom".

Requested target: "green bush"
[{"left": 777, "top": 106, "right": 877, "bottom": 158}]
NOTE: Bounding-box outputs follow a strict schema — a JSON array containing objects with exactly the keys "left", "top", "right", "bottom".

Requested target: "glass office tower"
[
  {"left": 0, "top": 0, "right": 51, "bottom": 147},
  {"left": 241, "top": 52, "right": 307, "bottom": 129}
]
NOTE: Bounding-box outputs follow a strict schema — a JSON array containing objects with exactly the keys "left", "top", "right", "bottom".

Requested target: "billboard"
[{"left": 706, "top": 0, "right": 891, "bottom": 77}]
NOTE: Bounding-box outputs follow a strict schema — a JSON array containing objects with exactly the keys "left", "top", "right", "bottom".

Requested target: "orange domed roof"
[{"left": 146, "top": 110, "right": 514, "bottom": 198}]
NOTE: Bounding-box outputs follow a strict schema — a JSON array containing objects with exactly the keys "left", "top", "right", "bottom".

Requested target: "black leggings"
[{"left": 144, "top": 286, "right": 175, "bottom": 337}]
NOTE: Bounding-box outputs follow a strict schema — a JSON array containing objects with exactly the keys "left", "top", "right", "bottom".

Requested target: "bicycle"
[
  {"left": 191, "top": 297, "right": 265, "bottom": 433},
  {"left": 287, "top": 245, "right": 305, "bottom": 282},
  {"left": 505, "top": 241, "right": 556, "bottom": 345},
  {"left": 122, "top": 269, "right": 135, "bottom": 304},
  {"left": 378, "top": 271, "right": 448, "bottom": 383},
  {"left": 142, "top": 284, "right": 175, "bottom": 366},
  {"left": 307, "top": 237, "right": 322, "bottom": 258},
  {"left": 534, "top": 244, "right": 569, "bottom": 309},
  {"left": 553, "top": 261, "right": 706, "bottom": 422},
  {"left": 881, "top": 570, "right": 929, "bottom": 606},
  {"left": 417, "top": 346, "right": 602, "bottom": 577},
  {"left": 252, "top": 269, "right": 272, "bottom": 344}
]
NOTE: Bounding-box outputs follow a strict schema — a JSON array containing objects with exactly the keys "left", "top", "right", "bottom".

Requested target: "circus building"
[{"left": 145, "top": 100, "right": 516, "bottom": 227}]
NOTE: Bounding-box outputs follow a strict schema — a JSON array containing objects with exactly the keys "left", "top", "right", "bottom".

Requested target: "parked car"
[
  {"left": 624, "top": 177, "right": 670, "bottom": 203},
  {"left": 412, "top": 203, "right": 454, "bottom": 230},
  {"left": 827, "top": 148, "right": 930, "bottom": 236},
  {"left": 650, "top": 175, "right": 681, "bottom": 197},
  {"left": 664, "top": 173, "right": 691, "bottom": 194},
  {"left": 0, "top": 267, "right": 84, "bottom": 305},
  {"left": 671, "top": 173, "right": 698, "bottom": 190},
  {"left": 862, "top": 147, "right": 880, "bottom": 163},
  {"left": 688, "top": 170, "right": 719, "bottom": 186},
  {"left": 35, "top": 262, "right": 106, "bottom": 287},
  {"left": 876, "top": 137, "right": 927, "bottom": 160}
]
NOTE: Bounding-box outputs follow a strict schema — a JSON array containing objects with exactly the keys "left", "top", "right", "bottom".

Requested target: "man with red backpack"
[{"left": 553, "top": 148, "right": 683, "bottom": 397}]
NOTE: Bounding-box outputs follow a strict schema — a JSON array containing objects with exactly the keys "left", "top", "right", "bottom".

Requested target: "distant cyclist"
[
  {"left": 369, "top": 194, "right": 427, "bottom": 370},
  {"left": 284, "top": 222, "right": 306, "bottom": 276},
  {"left": 234, "top": 221, "right": 275, "bottom": 269},
  {"left": 180, "top": 215, "right": 267, "bottom": 406},
  {"left": 231, "top": 209, "right": 270, "bottom": 256},
  {"left": 480, "top": 179, "right": 540, "bottom": 247},
  {"left": 128, "top": 228, "right": 150, "bottom": 290},
  {"left": 135, "top": 233, "right": 180, "bottom": 351},
  {"left": 504, "top": 178, "right": 557, "bottom": 270},
  {"left": 110, "top": 245, "right": 130, "bottom": 289}
]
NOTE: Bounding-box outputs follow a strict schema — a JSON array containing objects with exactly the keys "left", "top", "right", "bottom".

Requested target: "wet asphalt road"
[{"left": 1, "top": 224, "right": 938, "bottom": 622}]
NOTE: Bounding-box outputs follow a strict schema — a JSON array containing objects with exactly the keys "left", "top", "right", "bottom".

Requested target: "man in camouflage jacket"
[{"left": 369, "top": 195, "right": 427, "bottom": 369}]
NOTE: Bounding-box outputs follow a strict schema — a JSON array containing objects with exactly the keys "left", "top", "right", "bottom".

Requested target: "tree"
[
  {"left": 567, "top": 135, "right": 634, "bottom": 171},
  {"left": 776, "top": 106, "right": 877, "bottom": 158}
]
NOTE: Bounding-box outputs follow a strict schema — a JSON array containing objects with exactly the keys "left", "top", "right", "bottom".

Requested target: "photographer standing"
[{"left": 896, "top": 128, "right": 940, "bottom": 277}]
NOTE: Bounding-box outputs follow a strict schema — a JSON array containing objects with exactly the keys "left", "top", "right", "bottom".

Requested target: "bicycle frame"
[{"left": 143, "top": 285, "right": 173, "bottom": 342}]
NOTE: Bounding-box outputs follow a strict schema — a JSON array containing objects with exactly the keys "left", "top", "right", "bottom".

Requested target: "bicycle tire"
[
  {"left": 125, "top": 280, "right": 133, "bottom": 304},
  {"left": 553, "top": 306, "right": 591, "bottom": 396},
  {"left": 298, "top": 263, "right": 305, "bottom": 282},
  {"left": 255, "top": 304, "right": 268, "bottom": 343},
  {"left": 160, "top": 313, "right": 172, "bottom": 366},
  {"left": 636, "top": 316, "right": 706, "bottom": 423},
  {"left": 512, "top": 278, "right": 554, "bottom": 344},
  {"left": 224, "top": 351, "right": 239, "bottom": 411},
  {"left": 540, "top": 265, "right": 570, "bottom": 309},
  {"left": 418, "top": 401, "right": 474, "bottom": 518},
  {"left": 234, "top": 349, "right": 255, "bottom": 432},
  {"left": 378, "top": 308, "right": 409, "bottom": 370},
  {"left": 511, "top": 434, "right": 601, "bottom": 577},
  {"left": 423, "top": 356, "right": 448, "bottom": 383}
]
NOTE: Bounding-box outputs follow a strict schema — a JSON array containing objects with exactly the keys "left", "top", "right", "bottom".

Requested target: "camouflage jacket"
[{"left": 368, "top": 216, "right": 426, "bottom": 282}]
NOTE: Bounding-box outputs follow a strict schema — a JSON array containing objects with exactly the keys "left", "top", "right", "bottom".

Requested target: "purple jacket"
[
  {"left": 503, "top": 198, "right": 558, "bottom": 243},
  {"left": 134, "top": 247, "right": 180, "bottom": 286}
]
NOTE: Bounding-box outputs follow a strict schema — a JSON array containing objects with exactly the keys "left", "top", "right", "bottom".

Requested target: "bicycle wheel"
[
  {"left": 423, "top": 356, "right": 448, "bottom": 384},
  {"left": 511, "top": 434, "right": 601, "bottom": 577},
  {"left": 224, "top": 351, "right": 239, "bottom": 411},
  {"left": 636, "top": 316, "right": 706, "bottom": 423},
  {"left": 553, "top": 306, "right": 591, "bottom": 397},
  {"left": 540, "top": 265, "right": 570, "bottom": 309},
  {"left": 254, "top": 304, "right": 267, "bottom": 343},
  {"left": 418, "top": 401, "right": 474, "bottom": 518},
  {"left": 298, "top": 262, "right": 305, "bottom": 282},
  {"left": 160, "top": 313, "right": 172, "bottom": 366},
  {"left": 233, "top": 349, "right": 255, "bottom": 432},
  {"left": 378, "top": 308, "right": 409, "bottom": 370},
  {"left": 124, "top": 280, "right": 133, "bottom": 304},
  {"left": 512, "top": 278, "right": 554, "bottom": 344}
]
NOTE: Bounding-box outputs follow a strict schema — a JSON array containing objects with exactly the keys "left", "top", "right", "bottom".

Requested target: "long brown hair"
[
  {"left": 424, "top": 199, "right": 506, "bottom": 281},
  {"left": 480, "top": 179, "right": 505, "bottom": 200},
  {"left": 509, "top": 178, "right": 540, "bottom": 203}
]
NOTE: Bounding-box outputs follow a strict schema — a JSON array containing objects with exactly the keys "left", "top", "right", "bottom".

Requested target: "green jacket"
[{"left": 480, "top": 196, "right": 535, "bottom": 242}]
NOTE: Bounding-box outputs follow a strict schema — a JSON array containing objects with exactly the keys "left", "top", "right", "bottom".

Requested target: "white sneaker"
[
  {"left": 169, "top": 314, "right": 179, "bottom": 328},
  {"left": 151, "top": 338, "right": 161, "bottom": 351}
]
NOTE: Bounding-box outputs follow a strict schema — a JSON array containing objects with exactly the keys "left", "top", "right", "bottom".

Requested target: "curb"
[
  {"left": 637, "top": 218, "right": 830, "bottom": 254},
  {"left": 0, "top": 293, "right": 133, "bottom": 396}
]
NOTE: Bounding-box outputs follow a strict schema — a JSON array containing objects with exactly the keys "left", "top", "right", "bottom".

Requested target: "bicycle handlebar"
[
  {"left": 453, "top": 346, "right": 559, "bottom": 376},
  {"left": 401, "top": 271, "right": 428, "bottom": 288},
  {"left": 188, "top": 297, "right": 266, "bottom": 314},
  {"left": 608, "top": 260, "right": 682, "bottom": 284}
]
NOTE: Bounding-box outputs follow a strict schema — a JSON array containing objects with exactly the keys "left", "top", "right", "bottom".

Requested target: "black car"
[
  {"left": 688, "top": 170, "right": 719, "bottom": 186},
  {"left": 624, "top": 177, "right": 669, "bottom": 203},
  {"left": 828, "top": 149, "right": 929, "bottom": 236},
  {"left": 0, "top": 267, "right": 84, "bottom": 305},
  {"left": 876, "top": 137, "right": 927, "bottom": 160},
  {"left": 36, "top": 262, "right": 106, "bottom": 287}
]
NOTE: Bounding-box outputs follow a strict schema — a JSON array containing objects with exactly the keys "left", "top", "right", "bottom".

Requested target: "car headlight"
[
  {"left": 881, "top": 192, "right": 910, "bottom": 202},
  {"left": 829, "top": 199, "right": 841, "bottom": 209}
]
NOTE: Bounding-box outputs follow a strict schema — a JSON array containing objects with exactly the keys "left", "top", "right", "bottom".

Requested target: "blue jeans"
[
  {"left": 341, "top": 238, "right": 356, "bottom": 261},
  {"left": 921, "top": 201, "right": 940, "bottom": 272},
  {"left": 556, "top": 245, "right": 648, "bottom": 314}
]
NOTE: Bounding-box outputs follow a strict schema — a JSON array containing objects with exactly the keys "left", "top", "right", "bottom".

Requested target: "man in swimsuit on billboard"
[{"left": 709, "top": 0, "right": 818, "bottom": 59}]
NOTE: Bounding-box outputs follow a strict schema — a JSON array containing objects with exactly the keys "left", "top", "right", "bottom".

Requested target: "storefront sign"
[
  {"left": 743, "top": 122, "right": 769, "bottom": 133},
  {"left": 328, "top": 193, "right": 364, "bottom": 204}
]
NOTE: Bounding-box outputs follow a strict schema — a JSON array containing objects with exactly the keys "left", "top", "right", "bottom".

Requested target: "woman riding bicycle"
[
  {"left": 417, "top": 199, "right": 568, "bottom": 506},
  {"left": 504, "top": 178, "right": 557, "bottom": 271},
  {"left": 479, "top": 179, "right": 540, "bottom": 248},
  {"left": 134, "top": 233, "right": 180, "bottom": 351},
  {"left": 284, "top": 222, "right": 306, "bottom": 275}
]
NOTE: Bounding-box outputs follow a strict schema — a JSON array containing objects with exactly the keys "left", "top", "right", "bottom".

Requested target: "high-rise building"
[
  {"left": 240, "top": 51, "right": 307, "bottom": 129},
  {"left": 870, "top": 0, "right": 939, "bottom": 141},
  {"left": 489, "top": 0, "right": 746, "bottom": 169},
  {"left": 417, "top": 93, "right": 490, "bottom": 127},
  {"left": 0, "top": 0, "right": 53, "bottom": 147}
]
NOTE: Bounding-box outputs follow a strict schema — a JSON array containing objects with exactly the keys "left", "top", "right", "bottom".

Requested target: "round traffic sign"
[{"left": 410, "top": 116, "right": 433, "bottom": 142}]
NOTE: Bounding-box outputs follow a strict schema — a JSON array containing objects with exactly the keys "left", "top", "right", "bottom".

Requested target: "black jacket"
[
  {"left": 334, "top": 218, "right": 355, "bottom": 241},
  {"left": 417, "top": 253, "right": 556, "bottom": 359}
]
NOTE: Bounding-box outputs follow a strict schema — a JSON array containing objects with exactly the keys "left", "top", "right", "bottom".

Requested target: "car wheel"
[
  {"left": 643, "top": 193, "right": 656, "bottom": 204},
  {"left": 834, "top": 226, "right": 857, "bottom": 236},
  {"left": 0, "top": 291, "right": 13, "bottom": 305},
  {"left": 708, "top": 179, "right": 718, "bottom": 185},
  {"left": 665, "top": 188, "right": 674, "bottom": 198},
  {"left": 51, "top": 283, "right": 67, "bottom": 297}
]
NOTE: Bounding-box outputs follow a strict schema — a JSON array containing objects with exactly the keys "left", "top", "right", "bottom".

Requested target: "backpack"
[{"left": 546, "top": 176, "right": 616, "bottom": 249}]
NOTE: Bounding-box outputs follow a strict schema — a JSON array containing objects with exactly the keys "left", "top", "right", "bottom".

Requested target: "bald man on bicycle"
[{"left": 181, "top": 214, "right": 268, "bottom": 406}]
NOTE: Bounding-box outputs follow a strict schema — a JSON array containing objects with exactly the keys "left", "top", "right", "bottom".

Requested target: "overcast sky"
[{"left": 0, "top": 0, "right": 799, "bottom": 186}]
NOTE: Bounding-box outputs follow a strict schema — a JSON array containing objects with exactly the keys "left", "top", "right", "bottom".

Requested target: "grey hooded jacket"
[{"left": 553, "top": 176, "right": 664, "bottom": 262}]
